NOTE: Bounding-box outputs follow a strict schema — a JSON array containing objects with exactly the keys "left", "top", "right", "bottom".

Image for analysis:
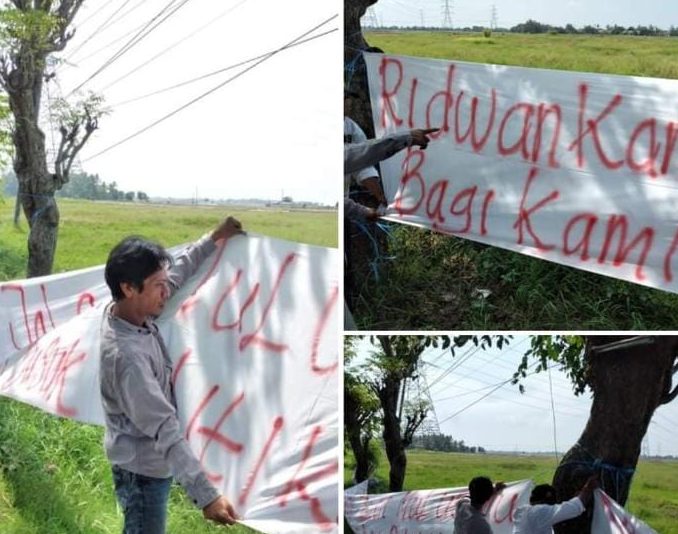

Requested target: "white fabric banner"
[
  {"left": 0, "top": 234, "right": 339, "bottom": 534},
  {"left": 344, "top": 482, "right": 656, "bottom": 534},
  {"left": 344, "top": 480, "right": 533, "bottom": 533},
  {"left": 365, "top": 52, "right": 678, "bottom": 294},
  {"left": 592, "top": 489, "right": 657, "bottom": 534}
]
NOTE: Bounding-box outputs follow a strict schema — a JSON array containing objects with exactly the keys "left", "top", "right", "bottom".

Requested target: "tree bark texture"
[
  {"left": 553, "top": 335, "right": 678, "bottom": 534},
  {"left": 344, "top": 0, "right": 378, "bottom": 137}
]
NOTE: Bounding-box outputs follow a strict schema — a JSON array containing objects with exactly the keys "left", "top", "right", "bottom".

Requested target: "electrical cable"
[{"left": 81, "top": 15, "right": 338, "bottom": 162}]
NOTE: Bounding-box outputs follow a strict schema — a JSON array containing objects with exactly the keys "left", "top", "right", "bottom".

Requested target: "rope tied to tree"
[
  {"left": 351, "top": 218, "right": 395, "bottom": 282},
  {"left": 558, "top": 442, "right": 636, "bottom": 499}
]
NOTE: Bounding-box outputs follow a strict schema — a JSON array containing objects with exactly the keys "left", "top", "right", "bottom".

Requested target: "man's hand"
[
  {"left": 578, "top": 475, "right": 599, "bottom": 506},
  {"left": 365, "top": 207, "right": 380, "bottom": 222},
  {"left": 203, "top": 495, "right": 239, "bottom": 525},
  {"left": 410, "top": 128, "right": 440, "bottom": 149},
  {"left": 211, "top": 216, "right": 245, "bottom": 242},
  {"left": 494, "top": 482, "right": 507, "bottom": 493}
]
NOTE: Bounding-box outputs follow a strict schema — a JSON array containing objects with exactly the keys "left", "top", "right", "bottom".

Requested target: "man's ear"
[{"left": 119, "top": 282, "right": 137, "bottom": 299}]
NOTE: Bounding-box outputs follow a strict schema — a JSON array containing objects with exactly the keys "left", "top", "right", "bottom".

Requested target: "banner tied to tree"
[{"left": 0, "top": 234, "right": 339, "bottom": 534}]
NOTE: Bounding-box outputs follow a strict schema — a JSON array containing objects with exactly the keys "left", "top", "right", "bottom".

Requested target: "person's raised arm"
[{"left": 168, "top": 216, "right": 245, "bottom": 294}]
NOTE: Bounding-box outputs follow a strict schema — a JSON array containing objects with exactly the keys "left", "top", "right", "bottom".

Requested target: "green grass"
[
  {"left": 352, "top": 32, "right": 678, "bottom": 330},
  {"left": 344, "top": 448, "right": 678, "bottom": 534},
  {"left": 0, "top": 198, "right": 337, "bottom": 278},
  {"left": 0, "top": 198, "right": 337, "bottom": 533},
  {"left": 366, "top": 32, "right": 678, "bottom": 78}
]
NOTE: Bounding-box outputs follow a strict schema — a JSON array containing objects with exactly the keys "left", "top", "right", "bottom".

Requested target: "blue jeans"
[{"left": 112, "top": 465, "right": 173, "bottom": 534}]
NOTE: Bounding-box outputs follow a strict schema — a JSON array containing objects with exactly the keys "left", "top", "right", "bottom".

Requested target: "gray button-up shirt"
[
  {"left": 100, "top": 234, "right": 220, "bottom": 509},
  {"left": 344, "top": 131, "right": 412, "bottom": 221}
]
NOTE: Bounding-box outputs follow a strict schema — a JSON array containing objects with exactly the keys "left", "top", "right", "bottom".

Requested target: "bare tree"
[{"left": 0, "top": 2, "right": 104, "bottom": 276}]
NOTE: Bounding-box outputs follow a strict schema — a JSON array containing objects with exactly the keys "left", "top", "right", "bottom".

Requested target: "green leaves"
[{"left": 0, "top": 7, "right": 59, "bottom": 51}]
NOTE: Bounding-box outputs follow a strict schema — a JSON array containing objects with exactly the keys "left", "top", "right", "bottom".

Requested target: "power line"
[
  {"left": 82, "top": 14, "right": 338, "bottom": 162},
  {"left": 73, "top": 0, "right": 121, "bottom": 30},
  {"left": 100, "top": 0, "right": 250, "bottom": 92},
  {"left": 108, "top": 30, "right": 336, "bottom": 109},
  {"left": 67, "top": 0, "right": 136, "bottom": 60},
  {"left": 61, "top": 21, "right": 149, "bottom": 68},
  {"left": 68, "top": 0, "right": 192, "bottom": 96}
]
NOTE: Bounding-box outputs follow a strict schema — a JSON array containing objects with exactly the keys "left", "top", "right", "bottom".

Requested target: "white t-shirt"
[{"left": 512, "top": 496, "right": 585, "bottom": 534}]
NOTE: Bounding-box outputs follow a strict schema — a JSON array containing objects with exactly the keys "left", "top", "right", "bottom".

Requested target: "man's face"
[{"left": 122, "top": 268, "right": 170, "bottom": 318}]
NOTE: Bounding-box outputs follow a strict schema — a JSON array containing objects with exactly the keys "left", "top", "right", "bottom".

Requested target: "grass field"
[
  {"left": 0, "top": 198, "right": 336, "bottom": 534},
  {"left": 350, "top": 32, "right": 678, "bottom": 330},
  {"left": 344, "top": 448, "right": 678, "bottom": 533}
]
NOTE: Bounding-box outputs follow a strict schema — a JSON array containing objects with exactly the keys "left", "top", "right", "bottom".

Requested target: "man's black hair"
[
  {"left": 469, "top": 476, "right": 494, "bottom": 508},
  {"left": 105, "top": 236, "right": 172, "bottom": 301},
  {"left": 530, "top": 484, "right": 557, "bottom": 505}
]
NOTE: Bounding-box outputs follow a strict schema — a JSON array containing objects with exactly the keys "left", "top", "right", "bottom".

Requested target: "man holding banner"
[
  {"left": 100, "top": 216, "right": 244, "bottom": 533},
  {"left": 454, "top": 476, "right": 506, "bottom": 534},
  {"left": 513, "top": 476, "right": 598, "bottom": 534}
]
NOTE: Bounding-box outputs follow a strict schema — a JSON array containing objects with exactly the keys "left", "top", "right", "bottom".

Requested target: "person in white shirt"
[{"left": 512, "top": 476, "right": 598, "bottom": 534}]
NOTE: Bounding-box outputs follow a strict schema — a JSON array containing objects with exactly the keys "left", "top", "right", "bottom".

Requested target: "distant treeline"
[
  {"left": 410, "top": 433, "right": 486, "bottom": 454},
  {"left": 365, "top": 20, "right": 678, "bottom": 37},
  {"left": 2, "top": 171, "right": 148, "bottom": 202}
]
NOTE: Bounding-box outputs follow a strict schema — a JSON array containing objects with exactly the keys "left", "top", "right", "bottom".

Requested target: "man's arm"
[
  {"left": 115, "top": 353, "right": 237, "bottom": 523},
  {"left": 168, "top": 216, "right": 244, "bottom": 295},
  {"left": 549, "top": 496, "right": 586, "bottom": 525},
  {"left": 345, "top": 198, "right": 378, "bottom": 222},
  {"left": 344, "top": 128, "right": 439, "bottom": 174}
]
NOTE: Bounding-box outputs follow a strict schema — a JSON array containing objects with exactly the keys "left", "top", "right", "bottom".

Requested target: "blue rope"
[
  {"left": 352, "top": 218, "right": 396, "bottom": 282},
  {"left": 557, "top": 443, "right": 635, "bottom": 499}
]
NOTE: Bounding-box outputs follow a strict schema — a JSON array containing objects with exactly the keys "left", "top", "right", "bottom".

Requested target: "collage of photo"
[{"left": 0, "top": 0, "right": 677, "bottom": 533}]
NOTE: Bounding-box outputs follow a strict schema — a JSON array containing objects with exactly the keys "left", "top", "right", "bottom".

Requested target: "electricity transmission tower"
[
  {"left": 490, "top": 4, "right": 498, "bottom": 30},
  {"left": 364, "top": 6, "right": 379, "bottom": 28},
  {"left": 402, "top": 363, "right": 441, "bottom": 441},
  {"left": 441, "top": 0, "right": 454, "bottom": 29}
]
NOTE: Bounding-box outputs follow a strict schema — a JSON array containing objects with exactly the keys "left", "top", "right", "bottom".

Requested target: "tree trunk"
[
  {"left": 379, "top": 378, "right": 407, "bottom": 491},
  {"left": 8, "top": 58, "right": 59, "bottom": 277},
  {"left": 345, "top": 387, "right": 373, "bottom": 483},
  {"left": 344, "top": 0, "right": 379, "bottom": 137},
  {"left": 552, "top": 336, "right": 678, "bottom": 534}
]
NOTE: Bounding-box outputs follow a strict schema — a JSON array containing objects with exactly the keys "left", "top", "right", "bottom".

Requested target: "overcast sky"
[
  {"left": 48, "top": 0, "right": 340, "bottom": 204},
  {"left": 351, "top": 335, "right": 678, "bottom": 457},
  {"left": 367, "top": 0, "right": 678, "bottom": 29}
]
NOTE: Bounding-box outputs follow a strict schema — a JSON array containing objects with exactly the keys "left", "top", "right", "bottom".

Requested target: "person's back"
[
  {"left": 512, "top": 478, "right": 596, "bottom": 534},
  {"left": 454, "top": 498, "right": 492, "bottom": 534},
  {"left": 513, "top": 499, "right": 584, "bottom": 534},
  {"left": 453, "top": 476, "right": 498, "bottom": 534}
]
